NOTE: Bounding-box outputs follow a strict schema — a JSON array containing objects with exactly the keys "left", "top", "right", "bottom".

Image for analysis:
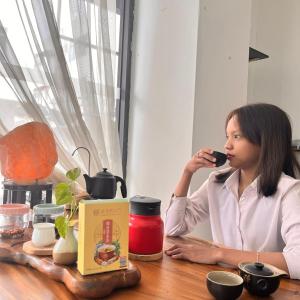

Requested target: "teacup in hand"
[{"left": 212, "top": 151, "right": 227, "bottom": 167}]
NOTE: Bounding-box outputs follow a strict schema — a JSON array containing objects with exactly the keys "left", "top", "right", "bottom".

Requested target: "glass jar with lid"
[
  {"left": 33, "top": 204, "right": 64, "bottom": 237},
  {"left": 0, "top": 204, "right": 30, "bottom": 239}
]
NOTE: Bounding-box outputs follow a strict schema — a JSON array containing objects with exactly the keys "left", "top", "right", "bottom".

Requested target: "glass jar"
[
  {"left": 33, "top": 204, "right": 64, "bottom": 238},
  {"left": 0, "top": 204, "right": 30, "bottom": 239},
  {"left": 33, "top": 204, "right": 64, "bottom": 224},
  {"left": 129, "top": 196, "right": 164, "bottom": 255}
]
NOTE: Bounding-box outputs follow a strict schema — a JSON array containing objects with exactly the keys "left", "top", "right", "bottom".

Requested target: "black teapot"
[
  {"left": 83, "top": 168, "right": 127, "bottom": 199},
  {"left": 238, "top": 262, "right": 288, "bottom": 297}
]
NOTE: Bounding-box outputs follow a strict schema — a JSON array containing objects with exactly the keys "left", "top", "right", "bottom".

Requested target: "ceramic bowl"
[
  {"left": 97, "top": 244, "right": 116, "bottom": 261},
  {"left": 212, "top": 151, "right": 227, "bottom": 167},
  {"left": 206, "top": 271, "right": 244, "bottom": 300}
]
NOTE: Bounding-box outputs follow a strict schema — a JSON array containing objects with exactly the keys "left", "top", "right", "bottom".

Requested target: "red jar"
[{"left": 129, "top": 196, "right": 163, "bottom": 255}]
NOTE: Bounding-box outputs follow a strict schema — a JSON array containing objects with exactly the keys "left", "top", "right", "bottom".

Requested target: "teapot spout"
[
  {"left": 83, "top": 174, "right": 93, "bottom": 195},
  {"left": 271, "top": 265, "right": 289, "bottom": 277}
]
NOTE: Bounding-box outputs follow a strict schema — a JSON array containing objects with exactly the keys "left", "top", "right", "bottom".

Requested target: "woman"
[{"left": 165, "top": 103, "right": 300, "bottom": 279}]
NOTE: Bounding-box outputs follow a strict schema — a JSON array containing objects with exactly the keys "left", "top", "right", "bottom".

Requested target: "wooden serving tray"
[{"left": 0, "top": 230, "right": 141, "bottom": 298}]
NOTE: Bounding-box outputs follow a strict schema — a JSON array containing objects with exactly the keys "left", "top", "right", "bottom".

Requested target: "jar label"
[{"left": 103, "top": 219, "right": 113, "bottom": 244}]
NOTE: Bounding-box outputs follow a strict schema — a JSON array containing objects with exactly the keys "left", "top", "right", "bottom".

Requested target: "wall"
[
  {"left": 126, "top": 0, "right": 199, "bottom": 215},
  {"left": 127, "top": 0, "right": 252, "bottom": 239},
  {"left": 247, "top": 0, "right": 284, "bottom": 108},
  {"left": 248, "top": 0, "right": 300, "bottom": 139},
  {"left": 190, "top": 0, "right": 251, "bottom": 238}
]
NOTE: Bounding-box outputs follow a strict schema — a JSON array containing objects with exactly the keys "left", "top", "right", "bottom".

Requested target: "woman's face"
[{"left": 224, "top": 116, "right": 261, "bottom": 171}]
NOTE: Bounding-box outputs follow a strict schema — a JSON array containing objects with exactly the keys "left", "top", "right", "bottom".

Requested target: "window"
[{"left": 0, "top": 0, "right": 134, "bottom": 201}]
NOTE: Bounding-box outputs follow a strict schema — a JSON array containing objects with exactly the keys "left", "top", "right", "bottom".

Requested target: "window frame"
[{"left": 116, "top": 0, "right": 134, "bottom": 178}]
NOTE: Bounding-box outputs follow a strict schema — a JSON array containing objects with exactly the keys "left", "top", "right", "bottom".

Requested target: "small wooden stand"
[
  {"left": 129, "top": 251, "right": 163, "bottom": 261},
  {"left": 23, "top": 240, "right": 55, "bottom": 256}
]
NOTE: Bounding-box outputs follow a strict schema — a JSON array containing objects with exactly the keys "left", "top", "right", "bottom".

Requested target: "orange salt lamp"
[{"left": 0, "top": 122, "right": 58, "bottom": 182}]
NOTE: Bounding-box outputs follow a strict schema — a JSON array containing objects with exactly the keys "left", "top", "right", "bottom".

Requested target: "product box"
[{"left": 77, "top": 199, "right": 129, "bottom": 275}]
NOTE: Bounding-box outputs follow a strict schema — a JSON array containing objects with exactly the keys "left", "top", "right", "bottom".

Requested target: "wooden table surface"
[{"left": 0, "top": 235, "right": 300, "bottom": 300}]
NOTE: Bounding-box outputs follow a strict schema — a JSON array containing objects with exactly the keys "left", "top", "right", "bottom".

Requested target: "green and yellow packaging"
[{"left": 77, "top": 199, "right": 129, "bottom": 275}]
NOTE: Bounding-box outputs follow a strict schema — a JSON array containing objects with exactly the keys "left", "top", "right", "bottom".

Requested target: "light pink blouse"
[{"left": 165, "top": 168, "right": 300, "bottom": 279}]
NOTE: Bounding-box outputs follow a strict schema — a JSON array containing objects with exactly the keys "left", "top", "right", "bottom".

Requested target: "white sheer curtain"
[{"left": 0, "top": 0, "right": 122, "bottom": 189}]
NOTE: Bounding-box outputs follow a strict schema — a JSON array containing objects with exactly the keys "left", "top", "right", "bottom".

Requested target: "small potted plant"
[{"left": 52, "top": 168, "right": 80, "bottom": 265}]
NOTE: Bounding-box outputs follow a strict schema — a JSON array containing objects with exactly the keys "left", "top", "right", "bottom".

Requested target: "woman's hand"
[
  {"left": 184, "top": 148, "right": 216, "bottom": 175},
  {"left": 165, "top": 243, "right": 221, "bottom": 265},
  {"left": 173, "top": 148, "right": 216, "bottom": 197}
]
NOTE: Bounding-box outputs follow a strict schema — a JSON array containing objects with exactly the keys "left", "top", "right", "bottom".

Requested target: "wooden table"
[{"left": 0, "top": 236, "right": 300, "bottom": 300}]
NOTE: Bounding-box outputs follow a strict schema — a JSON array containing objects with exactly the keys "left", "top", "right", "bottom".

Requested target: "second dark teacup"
[
  {"left": 206, "top": 271, "right": 244, "bottom": 300},
  {"left": 212, "top": 151, "right": 227, "bottom": 167}
]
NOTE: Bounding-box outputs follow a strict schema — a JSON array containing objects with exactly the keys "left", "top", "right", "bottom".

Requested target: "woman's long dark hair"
[{"left": 216, "top": 103, "right": 300, "bottom": 196}]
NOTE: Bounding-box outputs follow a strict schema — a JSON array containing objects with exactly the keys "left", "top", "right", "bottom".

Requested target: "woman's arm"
[
  {"left": 218, "top": 248, "right": 288, "bottom": 273},
  {"left": 173, "top": 170, "right": 193, "bottom": 197},
  {"left": 280, "top": 182, "right": 300, "bottom": 279},
  {"left": 165, "top": 244, "right": 289, "bottom": 274},
  {"left": 174, "top": 148, "right": 216, "bottom": 197},
  {"left": 165, "top": 148, "right": 217, "bottom": 236}
]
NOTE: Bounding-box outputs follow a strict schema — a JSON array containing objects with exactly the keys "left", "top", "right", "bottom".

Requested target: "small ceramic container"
[
  {"left": 32, "top": 223, "right": 56, "bottom": 247},
  {"left": 206, "top": 271, "right": 244, "bottom": 300},
  {"left": 212, "top": 151, "right": 227, "bottom": 167}
]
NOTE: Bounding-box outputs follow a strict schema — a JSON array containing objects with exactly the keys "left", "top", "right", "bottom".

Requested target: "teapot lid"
[
  {"left": 243, "top": 262, "right": 274, "bottom": 276},
  {"left": 96, "top": 168, "right": 114, "bottom": 177}
]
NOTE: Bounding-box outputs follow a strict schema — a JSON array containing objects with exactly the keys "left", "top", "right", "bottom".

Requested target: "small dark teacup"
[
  {"left": 212, "top": 151, "right": 227, "bottom": 167},
  {"left": 206, "top": 271, "right": 244, "bottom": 300}
]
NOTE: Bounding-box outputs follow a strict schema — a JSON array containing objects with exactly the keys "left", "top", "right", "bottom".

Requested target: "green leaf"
[
  {"left": 112, "top": 240, "right": 120, "bottom": 256},
  {"left": 66, "top": 168, "right": 81, "bottom": 181},
  {"left": 55, "top": 182, "right": 72, "bottom": 205},
  {"left": 55, "top": 216, "right": 68, "bottom": 239}
]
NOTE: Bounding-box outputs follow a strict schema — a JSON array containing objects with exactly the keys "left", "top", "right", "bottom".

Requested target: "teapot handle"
[{"left": 115, "top": 176, "right": 127, "bottom": 198}]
